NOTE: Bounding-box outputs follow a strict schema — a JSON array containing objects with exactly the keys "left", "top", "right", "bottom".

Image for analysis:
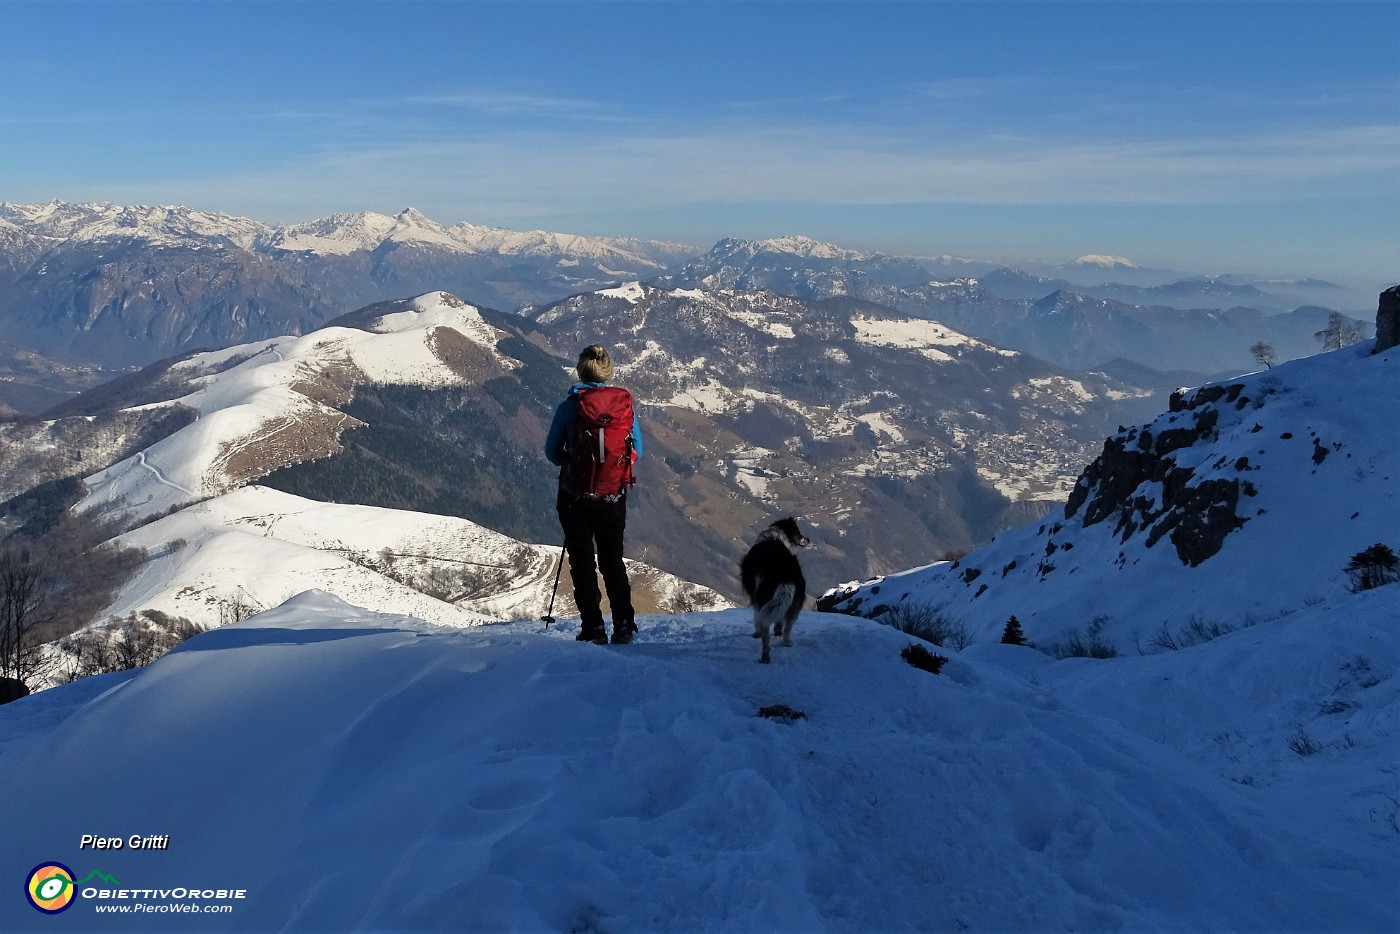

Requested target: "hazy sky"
[{"left": 2, "top": 1, "right": 1396, "bottom": 283}]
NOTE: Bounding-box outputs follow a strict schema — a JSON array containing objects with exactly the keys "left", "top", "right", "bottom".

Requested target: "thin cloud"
[
  {"left": 907, "top": 76, "right": 1042, "bottom": 101},
  {"left": 326, "top": 122, "right": 1397, "bottom": 206},
  {"left": 90, "top": 120, "right": 1400, "bottom": 226},
  {"left": 391, "top": 89, "right": 634, "bottom": 122}
]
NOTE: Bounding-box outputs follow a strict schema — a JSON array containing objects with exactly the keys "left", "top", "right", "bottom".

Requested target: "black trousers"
[{"left": 556, "top": 490, "right": 633, "bottom": 631}]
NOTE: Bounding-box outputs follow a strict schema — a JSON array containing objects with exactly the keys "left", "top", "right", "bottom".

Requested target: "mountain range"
[
  {"left": 0, "top": 201, "right": 1377, "bottom": 417},
  {"left": 663, "top": 242, "right": 1372, "bottom": 377},
  {"left": 0, "top": 201, "right": 690, "bottom": 379}
]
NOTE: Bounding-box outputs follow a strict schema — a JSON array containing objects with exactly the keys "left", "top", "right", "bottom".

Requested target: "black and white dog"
[{"left": 740, "top": 517, "right": 811, "bottom": 664}]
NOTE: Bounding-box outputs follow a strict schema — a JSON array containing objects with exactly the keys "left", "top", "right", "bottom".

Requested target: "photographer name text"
[{"left": 80, "top": 834, "right": 170, "bottom": 851}]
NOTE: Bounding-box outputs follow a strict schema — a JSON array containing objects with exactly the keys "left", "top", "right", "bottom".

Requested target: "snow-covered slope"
[
  {"left": 80, "top": 291, "right": 512, "bottom": 523},
  {"left": 1, "top": 592, "right": 1393, "bottom": 931},
  {"left": 822, "top": 340, "right": 1398, "bottom": 650},
  {"left": 103, "top": 485, "right": 729, "bottom": 634}
]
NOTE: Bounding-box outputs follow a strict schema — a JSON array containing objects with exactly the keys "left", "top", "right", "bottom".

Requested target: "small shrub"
[
  {"left": 1341, "top": 656, "right": 1382, "bottom": 689},
  {"left": 1149, "top": 614, "right": 1237, "bottom": 652},
  {"left": 878, "top": 603, "right": 974, "bottom": 650},
  {"left": 901, "top": 643, "right": 948, "bottom": 675},
  {"left": 1287, "top": 728, "right": 1322, "bottom": 757},
  {"left": 1049, "top": 615, "right": 1117, "bottom": 659},
  {"left": 757, "top": 704, "right": 806, "bottom": 721}
]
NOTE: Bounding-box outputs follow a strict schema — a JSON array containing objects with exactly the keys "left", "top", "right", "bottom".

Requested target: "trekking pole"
[{"left": 540, "top": 541, "right": 566, "bottom": 629}]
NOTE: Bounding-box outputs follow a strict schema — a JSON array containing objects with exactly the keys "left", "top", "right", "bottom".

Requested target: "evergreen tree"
[
  {"left": 1000, "top": 615, "right": 1027, "bottom": 646},
  {"left": 1345, "top": 544, "right": 1400, "bottom": 592}
]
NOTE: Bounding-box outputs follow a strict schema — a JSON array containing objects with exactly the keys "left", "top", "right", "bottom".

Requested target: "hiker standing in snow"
[{"left": 545, "top": 345, "right": 643, "bottom": 645}]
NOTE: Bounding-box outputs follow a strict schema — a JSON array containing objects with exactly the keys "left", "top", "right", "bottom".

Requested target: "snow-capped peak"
[
  {"left": 757, "top": 234, "right": 862, "bottom": 259},
  {"left": 79, "top": 292, "right": 514, "bottom": 524},
  {"left": 371, "top": 291, "right": 503, "bottom": 348},
  {"left": 1072, "top": 254, "right": 1138, "bottom": 268},
  {"left": 267, "top": 209, "right": 461, "bottom": 254},
  {"left": 710, "top": 235, "right": 866, "bottom": 263}
]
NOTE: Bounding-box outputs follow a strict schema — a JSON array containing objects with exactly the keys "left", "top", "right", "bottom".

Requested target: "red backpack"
[{"left": 566, "top": 386, "right": 637, "bottom": 499}]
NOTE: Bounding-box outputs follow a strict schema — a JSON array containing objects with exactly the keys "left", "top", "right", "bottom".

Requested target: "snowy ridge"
[
  {"left": 446, "top": 222, "right": 688, "bottom": 266},
  {"left": 110, "top": 487, "right": 493, "bottom": 629},
  {"left": 1072, "top": 254, "right": 1138, "bottom": 268},
  {"left": 0, "top": 200, "right": 270, "bottom": 250},
  {"left": 824, "top": 340, "right": 1399, "bottom": 648},
  {"left": 0, "top": 201, "right": 689, "bottom": 268},
  {"left": 81, "top": 292, "right": 513, "bottom": 522},
  {"left": 708, "top": 234, "right": 865, "bottom": 263},
  {"left": 0, "top": 591, "right": 1392, "bottom": 931},
  {"left": 749, "top": 234, "right": 863, "bottom": 260},
  {"left": 103, "top": 486, "right": 729, "bottom": 633}
]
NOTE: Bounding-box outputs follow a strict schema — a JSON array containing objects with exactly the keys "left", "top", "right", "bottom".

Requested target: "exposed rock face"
[
  {"left": 1065, "top": 382, "right": 1251, "bottom": 566},
  {"left": 1375, "top": 286, "right": 1400, "bottom": 354}
]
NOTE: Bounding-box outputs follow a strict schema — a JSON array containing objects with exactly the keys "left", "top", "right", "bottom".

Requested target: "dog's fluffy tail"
[
  {"left": 756, "top": 583, "right": 797, "bottom": 630},
  {"left": 754, "top": 583, "right": 797, "bottom": 664}
]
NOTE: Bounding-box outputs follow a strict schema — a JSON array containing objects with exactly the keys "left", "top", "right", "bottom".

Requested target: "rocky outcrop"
[
  {"left": 1375, "top": 286, "right": 1400, "bottom": 354},
  {"left": 1065, "top": 382, "right": 1252, "bottom": 567}
]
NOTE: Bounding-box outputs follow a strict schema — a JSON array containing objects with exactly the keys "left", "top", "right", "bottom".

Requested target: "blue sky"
[{"left": 1, "top": 1, "right": 1396, "bottom": 283}]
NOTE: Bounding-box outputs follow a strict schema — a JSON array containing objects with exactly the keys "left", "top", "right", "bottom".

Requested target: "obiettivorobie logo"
[
  {"left": 25, "top": 863, "right": 118, "bottom": 914},
  {"left": 25, "top": 862, "right": 248, "bottom": 917}
]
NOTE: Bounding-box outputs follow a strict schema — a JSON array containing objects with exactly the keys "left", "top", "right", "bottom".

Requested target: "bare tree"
[
  {"left": 0, "top": 549, "right": 55, "bottom": 687},
  {"left": 1315, "top": 312, "right": 1366, "bottom": 351},
  {"left": 219, "top": 590, "right": 264, "bottom": 626},
  {"left": 1249, "top": 341, "right": 1277, "bottom": 369}
]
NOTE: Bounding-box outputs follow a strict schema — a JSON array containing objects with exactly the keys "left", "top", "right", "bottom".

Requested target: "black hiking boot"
[
  {"left": 576, "top": 625, "right": 608, "bottom": 645},
  {"left": 610, "top": 619, "right": 638, "bottom": 645}
]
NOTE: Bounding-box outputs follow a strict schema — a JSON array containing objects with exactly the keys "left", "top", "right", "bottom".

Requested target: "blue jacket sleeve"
[
  {"left": 630, "top": 407, "right": 643, "bottom": 460},
  {"left": 545, "top": 398, "right": 573, "bottom": 467}
]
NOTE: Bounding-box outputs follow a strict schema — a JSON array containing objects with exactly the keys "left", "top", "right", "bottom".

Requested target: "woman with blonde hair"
[{"left": 544, "top": 345, "right": 643, "bottom": 644}]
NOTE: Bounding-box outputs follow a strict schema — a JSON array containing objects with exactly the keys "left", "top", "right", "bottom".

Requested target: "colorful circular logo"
[{"left": 26, "top": 863, "right": 77, "bottom": 914}]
